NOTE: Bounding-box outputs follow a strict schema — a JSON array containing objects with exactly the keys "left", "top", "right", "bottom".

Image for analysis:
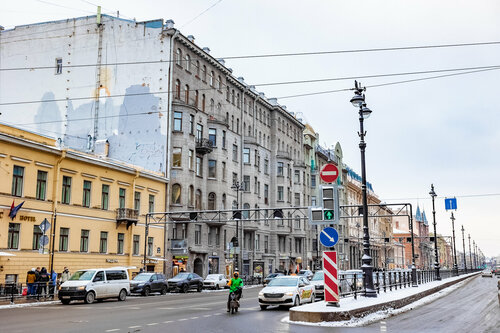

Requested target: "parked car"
[
  {"left": 298, "top": 269, "right": 314, "bottom": 280},
  {"left": 481, "top": 269, "right": 493, "bottom": 278},
  {"left": 167, "top": 272, "right": 203, "bottom": 293},
  {"left": 263, "top": 273, "right": 284, "bottom": 286},
  {"left": 130, "top": 273, "right": 168, "bottom": 296},
  {"left": 258, "top": 276, "right": 315, "bottom": 310},
  {"left": 203, "top": 274, "right": 228, "bottom": 290},
  {"left": 310, "top": 271, "right": 324, "bottom": 299},
  {"left": 58, "top": 267, "right": 130, "bottom": 304}
]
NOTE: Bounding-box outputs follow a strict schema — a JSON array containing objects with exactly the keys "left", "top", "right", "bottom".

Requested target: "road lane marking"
[
  {"left": 178, "top": 318, "right": 188, "bottom": 321},
  {"left": 190, "top": 307, "right": 211, "bottom": 310},
  {"left": 163, "top": 320, "right": 173, "bottom": 324},
  {"left": 128, "top": 326, "right": 141, "bottom": 329},
  {"left": 147, "top": 323, "right": 158, "bottom": 326},
  {"left": 190, "top": 316, "right": 199, "bottom": 319},
  {"left": 105, "top": 329, "right": 120, "bottom": 332},
  {"left": 214, "top": 313, "right": 222, "bottom": 315},
  {"left": 203, "top": 315, "right": 211, "bottom": 318},
  {"left": 158, "top": 307, "right": 175, "bottom": 310}
]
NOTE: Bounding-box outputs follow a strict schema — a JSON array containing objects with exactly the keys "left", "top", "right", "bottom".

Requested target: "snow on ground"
[
  {"left": 0, "top": 300, "right": 59, "bottom": 310},
  {"left": 284, "top": 273, "right": 477, "bottom": 327}
]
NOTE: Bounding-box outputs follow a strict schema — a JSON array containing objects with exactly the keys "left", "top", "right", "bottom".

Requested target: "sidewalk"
[{"left": 288, "top": 272, "right": 478, "bottom": 326}]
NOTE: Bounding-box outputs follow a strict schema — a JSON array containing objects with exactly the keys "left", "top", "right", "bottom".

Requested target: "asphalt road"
[{"left": 0, "top": 276, "right": 497, "bottom": 333}]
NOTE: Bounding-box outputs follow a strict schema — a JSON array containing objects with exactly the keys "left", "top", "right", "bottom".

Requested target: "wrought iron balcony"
[
  {"left": 195, "top": 138, "right": 213, "bottom": 154},
  {"left": 116, "top": 208, "right": 139, "bottom": 229}
]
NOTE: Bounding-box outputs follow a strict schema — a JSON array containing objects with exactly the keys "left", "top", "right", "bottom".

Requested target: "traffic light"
[
  {"left": 189, "top": 212, "right": 198, "bottom": 221},
  {"left": 232, "top": 210, "right": 241, "bottom": 220},
  {"left": 322, "top": 186, "right": 334, "bottom": 210},
  {"left": 324, "top": 210, "right": 334, "bottom": 220},
  {"left": 273, "top": 209, "right": 283, "bottom": 219},
  {"left": 430, "top": 237, "right": 435, "bottom": 242}
]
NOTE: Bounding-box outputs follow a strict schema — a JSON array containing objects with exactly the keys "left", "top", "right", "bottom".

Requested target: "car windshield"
[
  {"left": 205, "top": 275, "right": 219, "bottom": 280},
  {"left": 173, "top": 273, "right": 190, "bottom": 279},
  {"left": 268, "top": 278, "right": 298, "bottom": 287},
  {"left": 69, "top": 270, "right": 95, "bottom": 281},
  {"left": 312, "top": 272, "right": 324, "bottom": 281},
  {"left": 267, "top": 274, "right": 278, "bottom": 278},
  {"left": 133, "top": 274, "right": 153, "bottom": 281}
]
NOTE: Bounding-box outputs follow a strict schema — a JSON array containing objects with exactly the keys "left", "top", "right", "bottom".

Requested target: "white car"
[
  {"left": 258, "top": 276, "right": 315, "bottom": 310},
  {"left": 203, "top": 274, "right": 228, "bottom": 290},
  {"left": 481, "top": 269, "right": 493, "bottom": 278},
  {"left": 310, "top": 271, "right": 324, "bottom": 299}
]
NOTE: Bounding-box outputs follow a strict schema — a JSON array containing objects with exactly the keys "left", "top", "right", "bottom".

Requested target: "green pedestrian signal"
[{"left": 324, "top": 210, "right": 334, "bottom": 220}]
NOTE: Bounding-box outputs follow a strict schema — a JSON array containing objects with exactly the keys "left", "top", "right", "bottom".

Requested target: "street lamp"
[
  {"left": 468, "top": 234, "right": 472, "bottom": 272},
  {"left": 461, "top": 225, "right": 467, "bottom": 274},
  {"left": 450, "top": 213, "right": 459, "bottom": 276},
  {"left": 429, "top": 184, "right": 441, "bottom": 280},
  {"left": 231, "top": 181, "right": 245, "bottom": 271},
  {"left": 350, "top": 80, "right": 376, "bottom": 297},
  {"left": 473, "top": 240, "right": 477, "bottom": 269}
]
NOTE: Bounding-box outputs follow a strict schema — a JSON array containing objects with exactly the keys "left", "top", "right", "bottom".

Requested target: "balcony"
[
  {"left": 170, "top": 239, "right": 188, "bottom": 255},
  {"left": 116, "top": 208, "right": 139, "bottom": 229},
  {"left": 276, "top": 150, "right": 291, "bottom": 160},
  {"left": 196, "top": 138, "right": 213, "bottom": 155}
]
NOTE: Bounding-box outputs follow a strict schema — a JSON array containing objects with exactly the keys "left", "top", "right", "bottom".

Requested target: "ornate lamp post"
[
  {"left": 461, "top": 225, "right": 467, "bottom": 274},
  {"left": 450, "top": 213, "right": 459, "bottom": 276},
  {"left": 468, "top": 234, "right": 472, "bottom": 272},
  {"left": 350, "top": 80, "right": 376, "bottom": 297},
  {"left": 429, "top": 184, "right": 441, "bottom": 280}
]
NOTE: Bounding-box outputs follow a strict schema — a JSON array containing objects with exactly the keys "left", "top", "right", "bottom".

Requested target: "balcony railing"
[
  {"left": 196, "top": 138, "right": 213, "bottom": 154},
  {"left": 116, "top": 208, "right": 139, "bottom": 229}
]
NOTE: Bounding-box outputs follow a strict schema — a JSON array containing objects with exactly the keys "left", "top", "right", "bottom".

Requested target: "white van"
[{"left": 58, "top": 267, "right": 130, "bottom": 304}]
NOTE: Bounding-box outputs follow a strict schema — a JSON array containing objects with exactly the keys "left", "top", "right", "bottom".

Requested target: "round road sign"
[{"left": 320, "top": 163, "right": 339, "bottom": 183}]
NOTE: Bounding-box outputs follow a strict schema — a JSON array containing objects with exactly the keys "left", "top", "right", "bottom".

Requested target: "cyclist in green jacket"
[{"left": 227, "top": 271, "right": 243, "bottom": 312}]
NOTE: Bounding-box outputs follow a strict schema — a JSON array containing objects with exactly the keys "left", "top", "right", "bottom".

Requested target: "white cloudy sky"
[{"left": 1, "top": 0, "right": 499, "bottom": 258}]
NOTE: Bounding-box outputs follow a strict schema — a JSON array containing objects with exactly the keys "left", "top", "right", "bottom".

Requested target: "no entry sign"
[
  {"left": 323, "top": 251, "right": 339, "bottom": 304},
  {"left": 320, "top": 163, "right": 339, "bottom": 183}
]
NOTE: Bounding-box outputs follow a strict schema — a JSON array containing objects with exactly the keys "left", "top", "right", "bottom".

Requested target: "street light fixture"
[
  {"left": 429, "top": 184, "right": 441, "bottom": 280},
  {"left": 231, "top": 181, "right": 245, "bottom": 271},
  {"left": 450, "top": 212, "right": 459, "bottom": 276},
  {"left": 350, "top": 80, "right": 376, "bottom": 298}
]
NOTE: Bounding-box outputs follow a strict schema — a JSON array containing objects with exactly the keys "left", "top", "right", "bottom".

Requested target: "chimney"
[
  {"left": 187, "top": 35, "right": 195, "bottom": 43},
  {"left": 259, "top": 92, "right": 265, "bottom": 98},
  {"left": 228, "top": 68, "right": 233, "bottom": 73},
  {"left": 165, "top": 19, "right": 175, "bottom": 29},
  {"left": 202, "top": 47, "right": 211, "bottom": 54},
  {"left": 268, "top": 98, "right": 278, "bottom": 105},
  {"left": 217, "top": 58, "right": 225, "bottom": 66}
]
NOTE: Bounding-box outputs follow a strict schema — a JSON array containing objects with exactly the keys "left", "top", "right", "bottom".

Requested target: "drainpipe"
[{"left": 49, "top": 150, "right": 66, "bottom": 274}]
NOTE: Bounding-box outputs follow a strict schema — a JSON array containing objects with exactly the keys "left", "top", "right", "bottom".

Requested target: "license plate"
[{"left": 61, "top": 296, "right": 70, "bottom": 299}]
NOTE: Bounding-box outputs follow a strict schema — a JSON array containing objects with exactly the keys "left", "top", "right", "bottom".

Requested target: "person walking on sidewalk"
[
  {"left": 26, "top": 268, "right": 37, "bottom": 296},
  {"left": 60, "top": 267, "right": 70, "bottom": 284},
  {"left": 37, "top": 267, "right": 50, "bottom": 298},
  {"left": 49, "top": 270, "right": 57, "bottom": 299}
]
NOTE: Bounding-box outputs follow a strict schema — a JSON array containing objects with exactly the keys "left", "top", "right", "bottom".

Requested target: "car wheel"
[
  {"left": 293, "top": 296, "right": 300, "bottom": 307},
  {"left": 61, "top": 299, "right": 71, "bottom": 305},
  {"left": 260, "top": 305, "right": 268, "bottom": 310},
  {"left": 118, "top": 289, "right": 127, "bottom": 301},
  {"left": 197, "top": 284, "right": 202, "bottom": 292},
  {"left": 160, "top": 285, "right": 167, "bottom": 295},
  {"left": 310, "top": 293, "right": 316, "bottom": 303},
  {"left": 84, "top": 291, "right": 95, "bottom": 304},
  {"left": 182, "top": 284, "right": 189, "bottom": 293},
  {"left": 143, "top": 287, "right": 150, "bottom": 297}
]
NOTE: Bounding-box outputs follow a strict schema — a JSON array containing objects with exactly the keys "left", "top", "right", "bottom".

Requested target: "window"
[
  {"left": 264, "top": 159, "right": 269, "bottom": 174},
  {"left": 195, "top": 190, "right": 202, "bottom": 210},
  {"left": 311, "top": 196, "right": 317, "bottom": 206},
  {"left": 174, "top": 111, "right": 182, "bottom": 131},
  {"left": 196, "top": 123, "right": 203, "bottom": 141},
  {"left": 232, "top": 173, "right": 238, "bottom": 187},
  {"left": 208, "top": 128, "right": 216, "bottom": 147},
  {"left": 277, "top": 186, "right": 284, "bottom": 201},
  {"left": 176, "top": 48, "right": 182, "bottom": 66},
  {"left": 61, "top": 176, "right": 71, "bottom": 204},
  {"left": 189, "top": 185, "right": 194, "bottom": 206},
  {"left": 119, "top": 188, "right": 126, "bottom": 209},
  {"left": 117, "top": 233, "right": 124, "bottom": 254},
  {"left": 208, "top": 160, "right": 216, "bottom": 178},
  {"left": 295, "top": 238, "right": 302, "bottom": 253},
  {"left": 209, "top": 71, "right": 214, "bottom": 86},
  {"left": 232, "top": 144, "right": 238, "bottom": 161},
  {"left": 82, "top": 180, "right": 91, "bottom": 208},
  {"left": 80, "top": 230, "right": 89, "bottom": 252},
  {"left": 100, "top": 231, "right": 108, "bottom": 253},
  {"left": 311, "top": 175, "right": 316, "bottom": 188},
  {"left": 175, "top": 79, "right": 181, "bottom": 99},
  {"left": 195, "top": 60, "right": 200, "bottom": 76},
  {"left": 59, "top": 227, "right": 69, "bottom": 251},
  {"left": 189, "top": 114, "right": 195, "bottom": 134},
  {"left": 222, "top": 130, "right": 226, "bottom": 149},
  {"left": 277, "top": 162, "right": 284, "bottom": 176},
  {"left": 295, "top": 193, "right": 300, "bottom": 206},
  {"left": 101, "top": 184, "right": 109, "bottom": 210},
  {"left": 264, "top": 236, "right": 269, "bottom": 253},
  {"left": 188, "top": 150, "right": 194, "bottom": 170},
  {"left": 36, "top": 170, "right": 47, "bottom": 200},
  {"left": 208, "top": 192, "right": 216, "bottom": 210},
  {"left": 202, "top": 94, "right": 206, "bottom": 112},
  {"left": 134, "top": 191, "right": 141, "bottom": 212},
  {"left": 32, "top": 225, "right": 43, "bottom": 250},
  {"left": 11, "top": 165, "right": 24, "bottom": 197},
  {"left": 149, "top": 194, "right": 155, "bottom": 213},
  {"left": 185, "top": 54, "right": 191, "bottom": 71},
  {"left": 195, "top": 91, "right": 199, "bottom": 108},
  {"left": 196, "top": 156, "right": 203, "bottom": 176},
  {"left": 202, "top": 65, "right": 207, "bottom": 81},
  {"left": 255, "top": 234, "right": 260, "bottom": 251},
  {"left": 243, "top": 175, "right": 250, "bottom": 192},
  {"left": 55, "top": 58, "right": 62, "bottom": 74},
  {"left": 208, "top": 227, "right": 213, "bottom": 245},
  {"left": 295, "top": 216, "right": 301, "bottom": 229},
  {"left": 264, "top": 184, "right": 269, "bottom": 204},
  {"left": 173, "top": 147, "right": 182, "bottom": 167},
  {"left": 222, "top": 162, "right": 226, "bottom": 180},
  {"left": 148, "top": 237, "right": 154, "bottom": 256},
  {"left": 217, "top": 75, "right": 221, "bottom": 90},
  {"left": 195, "top": 225, "right": 201, "bottom": 245},
  {"left": 216, "top": 227, "right": 220, "bottom": 246},
  {"left": 222, "top": 193, "right": 226, "bottom": 209},
  {"left": 210, "top": 99, "right": 215, "bottom": 112},
  {"left": 171, "top": 184, "right": 181, "bottom": 204},
  {"left": 294, "top": 170, "right": 300, "bottom": 184},
  {"left": 243, "top": 148, "right": 250, "bottom": 164},
  {"left": 133, "top": 235, "right": 140, "bottom": 255},
  {"left": 8, "top": 223, "right": 20, "bottom": 249},
  {"left": 184, "top": 85, "right": 190, "bottom": 104}
]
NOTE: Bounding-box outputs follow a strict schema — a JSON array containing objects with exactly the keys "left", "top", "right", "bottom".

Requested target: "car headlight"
[
  {"left": 285, "top": 292, "right": 294, "bottom": 296},
  {"left": 258, "top": 292, "right": 264, "bottom": 296},
  {"left": 77, "top": 286, "right": 85, "bottom": 291}
]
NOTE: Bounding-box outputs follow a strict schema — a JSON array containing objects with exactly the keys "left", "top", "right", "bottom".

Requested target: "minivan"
[{"left": 58, "top": 267, "right": 130, "bottom": 304}]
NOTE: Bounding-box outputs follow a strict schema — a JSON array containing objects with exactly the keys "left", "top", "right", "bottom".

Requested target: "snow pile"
[{"left": 0, "top": 300, "right": 59, "bottom": 310}]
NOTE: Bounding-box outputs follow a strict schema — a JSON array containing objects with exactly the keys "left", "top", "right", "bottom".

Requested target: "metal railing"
[{"left": 0, "top": 282, "right": 58, "bottom": 304}]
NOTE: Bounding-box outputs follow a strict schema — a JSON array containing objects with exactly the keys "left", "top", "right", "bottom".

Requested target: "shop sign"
[{"left": 141, "top": 259, "right": 158, "bottom": 264}]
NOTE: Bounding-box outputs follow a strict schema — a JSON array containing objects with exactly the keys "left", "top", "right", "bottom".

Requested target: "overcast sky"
[{"left": 1, "top": 0, "right": 499, "bottom": 258}]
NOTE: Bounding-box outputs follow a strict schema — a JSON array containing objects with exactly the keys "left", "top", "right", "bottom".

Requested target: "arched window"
[
  {"left": 242, "top": 203, "right": 250, "bottom": 219},
  {"left": 217, "top": 103, "right": 222, "bottom": 112},
  {"left": 209, "top": 71, "right": 214, "bottom": 87},
  {"left": 171, "top": 184, "right": 181, "bottom": 204},
  {"left": 176, "top": 49, "right": 182, "bottom": 66},
  {"left": 208, "top": 192, "right": 216, "bottom": 210},
  {"left": 231, "top": 115, "right": 234, "bottom": 131},
  {"left": 236, "top": 118, "right": 239, "bottom": 134},
  {"left": 210, "top": 99, "right": 215, "bottom": 112},
  {"left": 195, "top": 90, "right": 199, "bottom": 107},
  {"left": 202, "top": 65, "right": 207, "bottom": 82},
  {"left": 259, "top": 131, "right": 261, "bottom": 144},
  {"left": 195, "top": 189, "right": 202, "bottom": 210},
  {"left": 184, "top": 85, "right": 190, "bottom": 104},
  {"left": 195, "top": 60, "right": 200, "bottom": 76},
  {"left": 231, "top": 90, "right": 235, "bottom": 104},
  {"left": 222, "top": 193, "right": 226, "bottom": 209},
  {"left": 226, "top": 87, "right": 230, "bottom": 101},
  {"left": 236, "top": 93, "right": 240, "bottom": 108},
  {"left": 189, "top": 185, "right": 194, "bottom": 206},
  {"left": 175, "top": 80, "right": 181, "bottom": 99},
  {"left": 185, "top": 54, "right": 191, "bottom": 71},
  {"left": 202, "top": 94, "right": 206, "bottom": 112},
  {"left": 278, "top": 139, "right": 280, "bottom": 151}
]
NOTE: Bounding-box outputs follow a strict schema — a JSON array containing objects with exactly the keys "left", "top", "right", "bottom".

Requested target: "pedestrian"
[
  {"left": 38, "top": 267, "right": 50, "bottom": 298},
  {"left": 49, "top": 269, "right": 57, "bottom": 299},
  {"left": 60, "top": 267, "right": 70, "bottom": 284},
  {"left": 26, "top": 268, "right": 37, "bottom": 297},
  {"left": 139, "top": 267, "right": 144, "bottom": 274}
]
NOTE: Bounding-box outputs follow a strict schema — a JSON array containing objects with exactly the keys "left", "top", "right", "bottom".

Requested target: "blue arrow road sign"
[
  {"left": 445, "top": 198, "right": 457, "bottom": 210},
  {"left": 320, "top": 227, "right": 339, "bottom": 247}
]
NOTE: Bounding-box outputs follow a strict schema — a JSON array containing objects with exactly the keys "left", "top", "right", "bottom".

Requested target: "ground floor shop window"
[{"left": 208, "top": 257, "right": 219, "bottom": 274}]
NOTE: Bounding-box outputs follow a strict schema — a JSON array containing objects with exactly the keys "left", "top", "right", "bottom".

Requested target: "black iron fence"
[{"left": 0, "top": 282, "right": 58, "bottom": 304}]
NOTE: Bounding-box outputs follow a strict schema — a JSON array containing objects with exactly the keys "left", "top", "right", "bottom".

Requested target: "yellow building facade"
[{"left": 0, "top": 125, "right": 167, "bottom": 284}]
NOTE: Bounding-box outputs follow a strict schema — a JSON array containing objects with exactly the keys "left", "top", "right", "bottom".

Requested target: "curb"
[{"left": 289, "top": 273, "right": 478, "bottom": 323}]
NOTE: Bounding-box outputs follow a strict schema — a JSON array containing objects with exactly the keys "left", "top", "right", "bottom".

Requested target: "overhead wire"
[{"left": 181, "top": 0, "right": 224, "bottom": 28}]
